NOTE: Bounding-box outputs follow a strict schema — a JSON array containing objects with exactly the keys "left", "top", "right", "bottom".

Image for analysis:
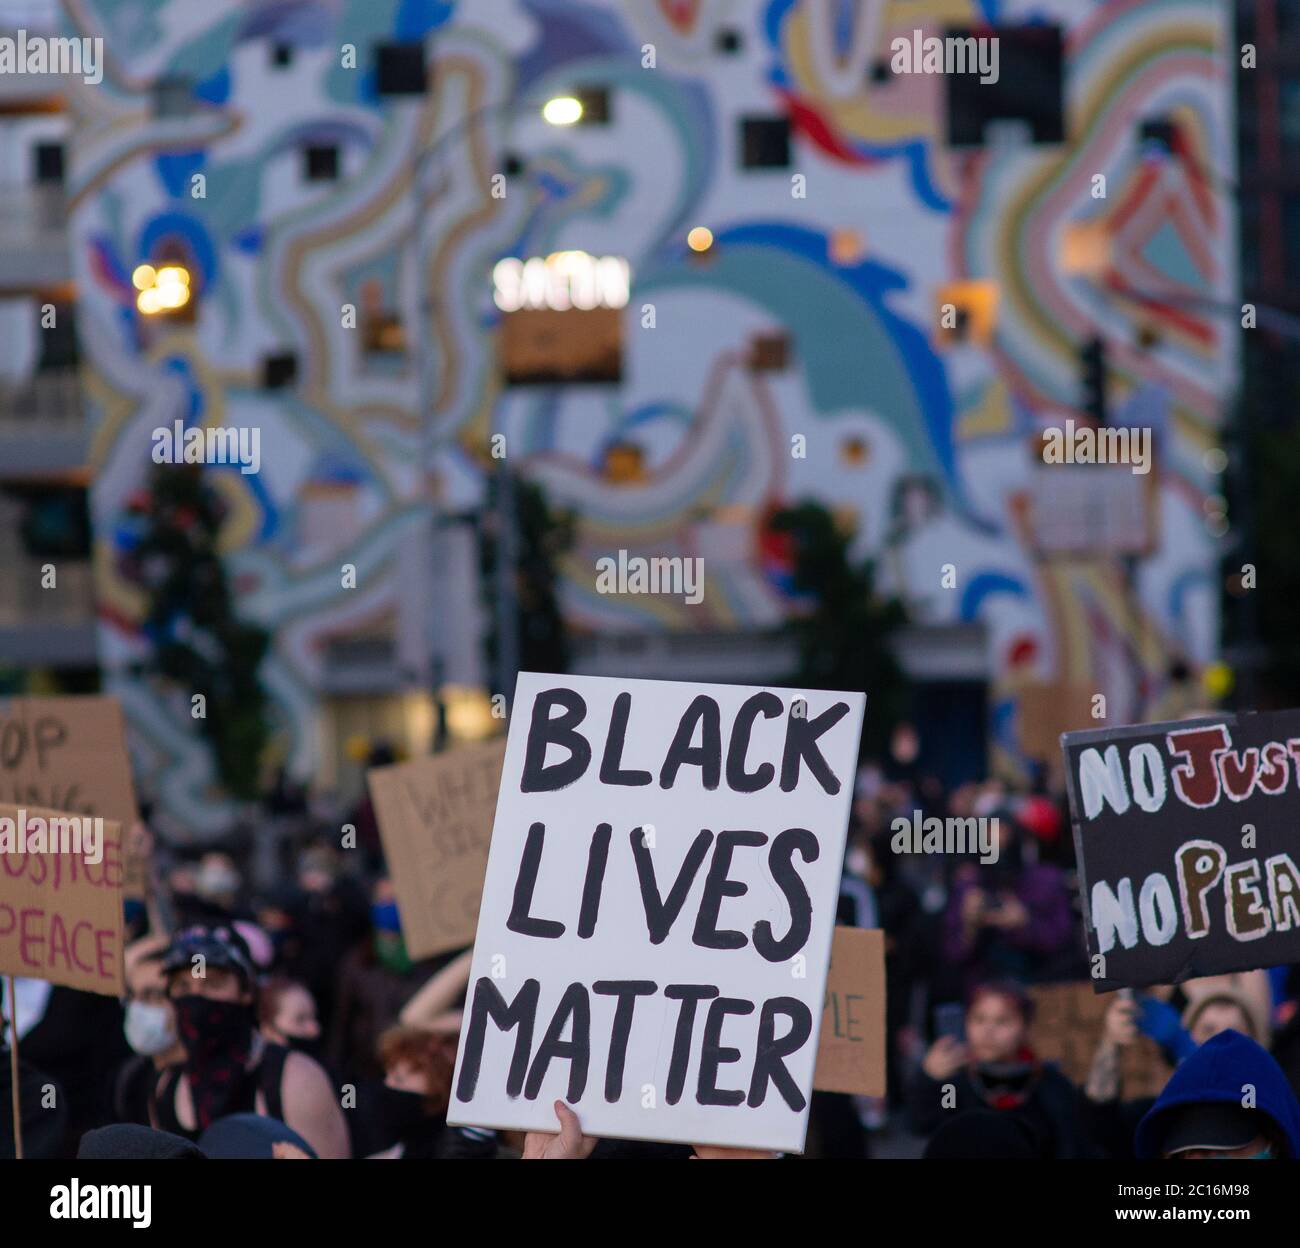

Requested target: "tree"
[
  {"left": 121, "top": 464, "right": 271, "bottom": 800},
  {"left": 768, "top": 501, "right": 907, "bottom": 759},
  {"left": 478, "top": 471, "right": 575, "bottom": 687}
]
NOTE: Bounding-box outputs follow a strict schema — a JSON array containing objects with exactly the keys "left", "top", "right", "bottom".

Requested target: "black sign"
[{"left": 1063, "top": 711, "right": 1300, "bottom": 991}]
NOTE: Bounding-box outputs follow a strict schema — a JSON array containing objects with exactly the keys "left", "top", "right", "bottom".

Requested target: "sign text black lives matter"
[{"left": 448, "top": 673, "right": 864, "bottom": 1153}]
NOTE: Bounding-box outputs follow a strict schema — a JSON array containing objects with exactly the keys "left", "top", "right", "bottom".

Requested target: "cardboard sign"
[
  {"left": 448, "top": 673, "right": 866, "bottom": 1153},
  {"left": 367, "top": 738, "right": 507, "bottom": 960},
  {"left": 1063, "top": 711, "right": 1300, "bottom": 990},
  {"left": 812, "top": 927, "right": 885, "bottom": 1097},
  {"left": 0, "top": 803, "right": 125, "bottom": 995},
  {"left": 1028, "top": 982, "right": 1171, "bottom": 1099},
  {"left": 0, "top": 697, "right": 141, "bottom": 897}
]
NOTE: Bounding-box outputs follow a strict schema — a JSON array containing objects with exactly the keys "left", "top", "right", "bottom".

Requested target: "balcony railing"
[
  {"left": 0, "top": 557, "right": 95, "bottom": 626},
  {"left": 0, "top": 368, "right": 82, "bottom": 425},
  {"left": 0, "top": 369, "right": 86, "bottom": 474},
  {"left": 0, "top": 186, "right": 70, "bottom": 283}
]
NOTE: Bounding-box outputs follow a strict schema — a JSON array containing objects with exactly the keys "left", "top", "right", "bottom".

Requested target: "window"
[
  {"left": 741, "top": 117, "right": 791, "bottom": 169},
  {"left": 37, "top": 301, "right": 77, "bottom": 371},
  {"left": 502, "top": 153, "right": 526, "bottom": 178},
  {"left": 749, "top": 332, "right": 791, "bottom": 372},
  {"left": 152, "top": 76, "right": 196, "bottom": 118},
  {"left": 304, "top": 144, "right": 339, "bottom": 181},
  {"left": 573, "top": 86, "right": 611, "bottom": 124},
  {"left": 716, "top": 29, "right": 743, "bottom": 54},
  {"left": 33, "top": 142, "right": 64, "bottom": 184},
  {"left": 363, "top": 312, "right": 407, "bottom": 355},
  {"left": 271, "top": 42, "right": 293, "bottom": 68},
  {"left": 945, "top": 25, "right": 1063, "bottom": 146},
  {"left": 263, "top": 352, "right": 298, "bottom": 389},
  {"left": 375, "top": 42, "right": 426, "bottom": 95},
  {"left": 1138, "top": 118, "right": 1178, "bottom": 156}
]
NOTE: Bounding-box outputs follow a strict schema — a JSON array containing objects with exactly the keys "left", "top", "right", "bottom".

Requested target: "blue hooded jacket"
[{"left": 1135, "top": 1029, "right": 1300, "bottom": 1159}]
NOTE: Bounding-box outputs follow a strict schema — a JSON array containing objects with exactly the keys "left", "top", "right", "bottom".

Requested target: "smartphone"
[{"left": 934, "top": 1002, "right": 966, "bottom": 1043}]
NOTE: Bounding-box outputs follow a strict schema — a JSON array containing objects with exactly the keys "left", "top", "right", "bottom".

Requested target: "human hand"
[
  {"left": 522, "top": 1101, "right": 597, "bottom": 1159},
  {"left": 922, "top": 1035, "right": 968, "bottom": 1081}
]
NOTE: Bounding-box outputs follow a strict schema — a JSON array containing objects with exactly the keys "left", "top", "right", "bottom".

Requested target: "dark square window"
[
  {"left": 573, "top": 86, "right": 610, "bottom": 124},
  {"left": 375, "top": 42, "right": 426, "bottom": 96},
  {"left": 716, "top": 29, "right": 743, "bottom": 54},
  {"left": 304, "top": 144, "right": 339, "bottom": 181},
  {"left": 152, "top": 76, "right": 196, "bottom": 118},
  {"left": 271, "top": 42, "right": 293, "bottom": 68},
  {"left": 870, "top": 60, "right": 892, "bottom": 84},
  {"left": 945, "top": 25, "right": 1064, "bottom": 147},
  {"left": 502, "top": 152, "right": 526, "bottom": 178},
  {"left": 1139, "top": 118, "right": 1178, "bottom": 155},
  {"left": 741, "top": 117, "right": 791, "bottom": 169},
  {"left": 34, "top": 142, "right": 64, "bottom": 184},
  {"left": 37, "top": 301, "right": 77, "bottom": 370},
  {"left": 263, "top": 352, "right": 298, "bottom": 389}
]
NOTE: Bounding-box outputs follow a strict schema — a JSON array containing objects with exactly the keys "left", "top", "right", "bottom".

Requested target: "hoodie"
[{"left": 1135, "top": 1029, "right": 1300, "bottom": 1159}]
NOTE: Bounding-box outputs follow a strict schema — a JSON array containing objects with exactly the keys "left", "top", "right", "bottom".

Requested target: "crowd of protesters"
[{"left": 4, "top": 746, "right": 1300, "bottom": 1160}]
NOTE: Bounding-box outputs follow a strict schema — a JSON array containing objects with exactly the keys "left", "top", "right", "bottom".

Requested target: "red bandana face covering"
[
  {"left": 973, "top": 1046, "right": 1040, "bottom": 1111},
  {"left": 173, "top": 996, "right": 256, "bottom": 1129}
]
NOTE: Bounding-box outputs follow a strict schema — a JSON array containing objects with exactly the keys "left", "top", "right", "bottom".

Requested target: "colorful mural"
[{"left": 63, "top": 0, "right": 1236, "bottom": 827}]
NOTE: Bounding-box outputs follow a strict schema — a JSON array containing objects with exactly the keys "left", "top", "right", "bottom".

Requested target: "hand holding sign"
[{"left": 448, "top": 673, "right": 865, "bottom": 1153}]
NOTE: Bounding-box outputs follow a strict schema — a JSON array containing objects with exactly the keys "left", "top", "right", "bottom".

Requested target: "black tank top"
[{"left": 152, "top": 1043, "right": 290, "bottom": 1141}]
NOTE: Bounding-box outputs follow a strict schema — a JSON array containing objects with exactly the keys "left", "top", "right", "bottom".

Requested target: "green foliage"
[
  {"left": 769, "top": 501, "right": 907, "bottom": 758},
  {"left": 479, "top": 472, "right": 576, "bottom": 682},
  {"left": 126, "top": 464, "right": 270, "bottom": 800}
]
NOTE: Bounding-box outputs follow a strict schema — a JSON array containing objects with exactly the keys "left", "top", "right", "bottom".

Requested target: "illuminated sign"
[{"left": 493, "top": 251, "right": 630, "bottom": 313}]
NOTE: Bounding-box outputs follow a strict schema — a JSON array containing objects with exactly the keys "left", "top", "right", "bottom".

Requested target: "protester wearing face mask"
[
  {"left": 355, "top": 1026, "right": 458, "bottom": 1159},
  {"left": 1136, "top": 1030, "right": 1300, "bottom": 1159},
  {"left": 110, "top": 935, "right": 184, "bottom": 1126},
  {"left": 152, "top": 926, "right": 350, "bottom": 1158},
  {"left": 1082, "top": 977, "right": 1274, "bottom": 1158},
  {"left": 259, "top": 977, "right": 324, "bottom": 1060},
  {"left": 907, "top": 981, "right": 1098, "bottom": 1158}
]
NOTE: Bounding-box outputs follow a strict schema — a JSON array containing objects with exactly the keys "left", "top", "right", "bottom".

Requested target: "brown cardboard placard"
[
  {"left": 1029, "top": 982, "right": 1171, "bottom": 1099},
  {"left": 813, "top": 926, "right": 886, "bottom": 1096},
  {"left": 367, "top": 738, "right": 507, "bottom": 960},
  {"left": 0, "top": 803, "right": 125, "bottom": 995},
  {"left": 0, "top": 697, "right": 142, "bottom": 898}
]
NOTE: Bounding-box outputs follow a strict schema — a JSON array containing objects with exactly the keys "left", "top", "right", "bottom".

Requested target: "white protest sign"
[{"left": 447, "top": 672, "right": 865, "bottom": 1153}]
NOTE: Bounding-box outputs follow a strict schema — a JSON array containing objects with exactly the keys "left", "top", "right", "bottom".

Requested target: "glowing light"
[
  {"left": 134, "top": 262, "right": 193, "bottom": 315},
  {"left": 493, "top": 252, "right": 630, "bottom": 312},
  {"left": 687, "top": 226, "right": 714, "bottom": 253},
  {"left": 542, "top": 96, "right": 584, "bottom": 126}
]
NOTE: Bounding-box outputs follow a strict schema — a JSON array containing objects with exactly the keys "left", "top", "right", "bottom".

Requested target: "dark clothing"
[
  {"left": 109, "top": 1053, "right": 159, "bottom": 1127},
  {"left": 328, "top": 944, "right": 440, "bottom": 1080},
  {"left": 77, "top": 1123, "right": 205, "bottom": 1160},
  {"left": 906, "top": 1061, "right": 1098, "bottom": 1159},
  {"left": 14, "top": 986, "right": 130, "bottom": 1147},
  {"left": 1135, "top": 1029, "right": 1300, "bottom": 1159},
  {"left": 0, "top": 1050, "right": 67, "bottom": 1158},
  {"left": 152, "top": 1042, "right": 289, "bottom": 1142}
]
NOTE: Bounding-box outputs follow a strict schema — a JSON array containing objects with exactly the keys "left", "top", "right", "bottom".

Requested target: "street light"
[{"left": 413, "top": 91, "right": 593, "bottom": 731}]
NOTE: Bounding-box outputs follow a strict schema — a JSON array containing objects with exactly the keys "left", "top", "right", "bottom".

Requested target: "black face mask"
[
  {"left": 284, "top": 1033, "right": 323, "bottom": 1061},
  {"left": 374, "top": 1084, "right": 435, "bottom": 1144},
  {"left": 172, "top": 996, "right": 257, "bottom": 1130},
  {"left": 174, "top": 995, "right": 255, "bottom": 1062}
]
